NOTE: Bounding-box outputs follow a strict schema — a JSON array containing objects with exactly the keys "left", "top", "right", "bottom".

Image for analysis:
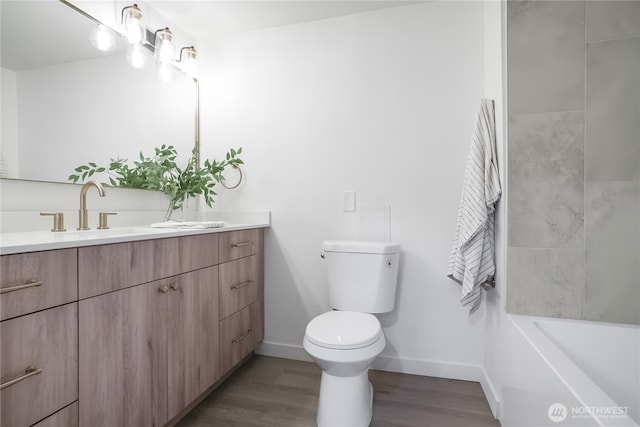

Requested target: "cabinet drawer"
[
  {"left": 79, "top": 234, "right": 219, "bottom": 299},
  {"left": 79, "top": 238, "right": 177, "bottom": 298},
  {"left": 219, "top": 229, "right": 260, "bottom": 263},
  {"left": 178, "top": 233, "right": 219, "bottom": 270},
  {"left": 32, "top": 402, "right": 78, "bottom": 427},
  {"left": 219, "top": 255, "right": 258, "bottom": 320},
  {"left": 219, "top": 306, "right": 254, "bottom": 373},
  {"left": 1, "top": 304, "right": 78, "bottom": 427},
  {"left": 1, "top": 248, "right": 77, "bottom": 321}
]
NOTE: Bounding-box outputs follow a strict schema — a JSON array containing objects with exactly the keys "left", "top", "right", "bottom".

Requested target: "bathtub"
[{"left": 500, "top": 315, "right": 639, "bottom": 427}]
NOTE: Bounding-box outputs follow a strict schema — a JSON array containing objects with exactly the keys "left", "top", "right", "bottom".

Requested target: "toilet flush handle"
[{"left": 320, "top": 252, "right": 325, "bottom": 259}]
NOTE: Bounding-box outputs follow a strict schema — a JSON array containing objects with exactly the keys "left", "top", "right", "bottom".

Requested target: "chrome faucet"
[{"left": 78, "top": 181, "right": 105, "bottom": 230}]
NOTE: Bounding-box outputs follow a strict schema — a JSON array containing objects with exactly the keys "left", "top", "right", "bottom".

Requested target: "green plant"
[{"left": 69, "top": 145, "right": 243, "bottom": 220}]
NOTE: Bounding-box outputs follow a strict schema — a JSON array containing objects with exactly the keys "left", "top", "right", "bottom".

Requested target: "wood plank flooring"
[{"left": 177, "top": 355, "right": 500, "bottom": 427}]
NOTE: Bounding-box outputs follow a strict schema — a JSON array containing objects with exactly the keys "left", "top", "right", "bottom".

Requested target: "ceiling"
[{"left": 147, "top": 1, "right": 423, "bottom": 41}]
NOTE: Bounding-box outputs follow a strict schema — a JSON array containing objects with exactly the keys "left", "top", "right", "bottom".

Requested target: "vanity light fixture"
[
  {"left": 121, "top": 4, "right": 145, "bottom": 45},
  {"left": 154, "top": 27, "right": 174, "bottom": 64},
  {"left": 91, "top": 24, "right": 115, "bottom": 51},
  {"left": 178, "top": 46, "right": 198, "bottom": 79}
]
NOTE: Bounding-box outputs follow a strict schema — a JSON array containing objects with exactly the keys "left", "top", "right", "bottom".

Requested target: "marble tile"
[
  {"left": 586, "top": 37, "right": 640, "bottom": 182},
  {"left": 586, "top": 1, "right": 640, "bottom": 42},
  {"left": 509, "top": 111, "right": 584, "bottom": 248},
  {"left": 507, "top": 247, "right": 585, "bottom": 319},
  {"left": 507, "top": 1, "right": 585, "bottom": 114},
  {"left": 584, "top": 181, "right": 640, "bottom": 324}
]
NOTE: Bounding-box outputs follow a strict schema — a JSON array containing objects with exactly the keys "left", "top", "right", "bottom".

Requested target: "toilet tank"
[{"left": 322, "top": 240, "right": 400, "bottom": 313}]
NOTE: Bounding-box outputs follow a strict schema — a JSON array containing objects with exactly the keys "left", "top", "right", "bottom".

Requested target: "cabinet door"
[
  {"left": 79, "top": 282, "right": 168, "bottom": 427},
  {"left": 167, "top": 266, "right": 219, "bottom": 420},
  {"left": 1, "top": 304, "right": 77, "bottom": 427}
]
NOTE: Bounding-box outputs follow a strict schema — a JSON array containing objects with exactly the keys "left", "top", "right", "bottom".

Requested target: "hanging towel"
[{"left": 447, "top": 98, "right": 501, "bottom": 313}]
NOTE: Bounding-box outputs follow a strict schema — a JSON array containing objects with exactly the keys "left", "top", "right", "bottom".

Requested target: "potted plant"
[{"left": 69, "top": 145, "right": 243, "bottom": 220}]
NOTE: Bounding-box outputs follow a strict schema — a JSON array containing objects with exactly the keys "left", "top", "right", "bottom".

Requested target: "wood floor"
[{"left": 177, "top": 355, "right": 500, "bottom": 427}]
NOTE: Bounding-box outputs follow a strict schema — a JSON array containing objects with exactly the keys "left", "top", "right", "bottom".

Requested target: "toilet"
[{"left": 303, "top": 240, "right": 401, "bottom": 427}]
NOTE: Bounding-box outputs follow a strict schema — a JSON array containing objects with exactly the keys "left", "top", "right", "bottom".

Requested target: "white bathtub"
[{"left": 500, "top": 315, "right": 639, "bottom": 427}]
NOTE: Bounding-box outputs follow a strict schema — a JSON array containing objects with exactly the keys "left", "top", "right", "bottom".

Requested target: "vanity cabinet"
[
  {"left": 0, "top": 249, "right": 78, "bottom": 427},
  {"left": 0, "top": 227, "right": 264, "bottom": 427},
  {"left": 76, "top": 228, "right": 264, "bottom": 427}
]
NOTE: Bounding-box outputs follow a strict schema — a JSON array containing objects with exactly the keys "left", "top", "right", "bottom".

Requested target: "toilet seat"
[{"left": 305, "top": 311, "right": 382, "bottom": 350}]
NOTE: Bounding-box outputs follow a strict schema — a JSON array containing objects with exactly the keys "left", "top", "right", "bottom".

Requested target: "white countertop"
[{"left": 0, "top": 221, "right": 269, "bottom": 255}]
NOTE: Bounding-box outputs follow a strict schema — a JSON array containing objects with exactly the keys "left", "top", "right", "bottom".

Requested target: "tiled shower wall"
[{"left": 506, "top": 1, "right": 640, "bottom": 324}]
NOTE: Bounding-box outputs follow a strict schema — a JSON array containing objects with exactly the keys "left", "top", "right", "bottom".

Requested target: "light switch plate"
[{"left": 343, "top": 191, "right": 356, "bottom": 212}]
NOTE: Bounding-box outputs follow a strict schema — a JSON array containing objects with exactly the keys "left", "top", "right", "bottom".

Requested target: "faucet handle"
[
  {"left": 40, "top": 212, "right": 66, "bottom": 232},
  {"left": 97, "top": 212, "right": 117, "bottom": 230}
]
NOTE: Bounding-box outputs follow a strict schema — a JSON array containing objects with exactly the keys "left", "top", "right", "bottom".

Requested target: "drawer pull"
[
  {"left": 170, "top": 283, "right": 180, "bottom": 291},
  {"left": 159, "top": 285, "right": 169, "bottom": 294},
  {"left": 0, "top": 280, "right": 43, "bottom": 295},
  {"left": 232, "top": 330, "right": 252, "bottom": 344},
  {"left": 231, "top": 281, "right": 252, "bottom": 290},
  {"left": 231, "top": 242, "right": 253, "bottom": 248},
  {"left": 0, "top": 366, "right": 43, "bottom": 390}
]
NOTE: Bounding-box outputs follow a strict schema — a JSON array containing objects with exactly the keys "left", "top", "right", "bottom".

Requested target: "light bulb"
[
  {"left": 127, "top": 44, "right": 146, "bottom": 69},
  {"left": 154, "top": 28, "right": 174, "bottom": 64},
  {"left": 122, "top": 4, "right": 145, "bottom": 45},
  {"left": 180, "top": 46, "right": 198, "bottom": 79},
  {"left": 91, "top": 25, "right": 115, "bottom": 51}
]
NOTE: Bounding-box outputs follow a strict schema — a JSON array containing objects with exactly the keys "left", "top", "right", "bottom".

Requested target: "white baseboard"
[
  {"left": 256, "top": 341, "right": 313, "bottom": 362},
  {"left": 479, "top": 368, "right": 501, "bottom": 420},
  {"left": 257, "top": 340, "right": 485, "bottom": 382}
]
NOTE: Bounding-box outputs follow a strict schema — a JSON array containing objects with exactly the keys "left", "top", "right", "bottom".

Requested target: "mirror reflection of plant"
[{"left": 68, "top": 145, "right": 243, "bottom": 220}]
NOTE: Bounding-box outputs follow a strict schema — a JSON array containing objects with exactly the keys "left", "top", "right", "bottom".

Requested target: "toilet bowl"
[
  {"left": 303, "top": 311, "right": 386, "bottom": 427},
  {"left": 304, "top": 240, "right": 400, "bottom": 427}
]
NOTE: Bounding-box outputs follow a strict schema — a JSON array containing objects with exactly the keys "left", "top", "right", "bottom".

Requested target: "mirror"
[{"left": 0, "top": 0, "right": 197, "bottom": 184}]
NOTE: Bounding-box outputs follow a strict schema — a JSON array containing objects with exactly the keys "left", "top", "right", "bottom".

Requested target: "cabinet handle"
[
  {"left": 159, "top": 285, "right": 169, "bottom": 294},
  {"left": 231, "top": 242, "right": 253, "bottom": 248},
  {"left": 170, "top": 283, "right": 180, "bottom": 291},
  {"left": 230, "top": 281, "right": 252, "bottom": 290},
  {"left": 0, "top": 366, "right": 43, "bottom": 390},
  {"left": 232, "top": 329, "right": 252, "bottom": 344},
  {"left": 0, "top": 280, "right": 43, "bottom": 295}
]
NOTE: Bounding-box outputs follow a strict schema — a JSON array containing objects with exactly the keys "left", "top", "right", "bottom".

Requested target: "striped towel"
[{"left": 447, "top": 98, "right": 501, "bottom": 313}]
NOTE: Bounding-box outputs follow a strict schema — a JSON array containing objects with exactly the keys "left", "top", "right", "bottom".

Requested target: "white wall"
[{"left": 199, "top": 2, "right": 491, "bottom": 380}]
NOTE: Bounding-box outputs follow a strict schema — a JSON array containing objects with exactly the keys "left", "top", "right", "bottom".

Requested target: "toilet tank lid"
[{"left": 322, "top": 240, "right": 400, "bottom": 254}]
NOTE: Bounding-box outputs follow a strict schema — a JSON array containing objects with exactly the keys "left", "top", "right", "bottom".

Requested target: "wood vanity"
[{"left": 0, "top": 227, "right": 265, "bottom": 427}]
